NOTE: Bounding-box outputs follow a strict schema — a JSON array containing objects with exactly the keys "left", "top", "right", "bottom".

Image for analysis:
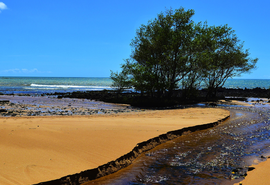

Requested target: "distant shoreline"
[
  {"left": 45, "top": 87, "right": 270, "bottom": 108},
  {"left": 1, "top": 86, "right": 269, "bottom": 109}
]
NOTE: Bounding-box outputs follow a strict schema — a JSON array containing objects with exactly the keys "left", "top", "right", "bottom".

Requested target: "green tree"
[
  {"left": 129, "top": 7, "right": 196, "bottom": 97},
  {"left": 180, "top": 22, "right": 208, "bottom": 99},
  {"left": 110, "top": 64, "right": 132, "bottom": 92},
  {"left": 198, "top": 24, "right": 258, "bottom": 98}
]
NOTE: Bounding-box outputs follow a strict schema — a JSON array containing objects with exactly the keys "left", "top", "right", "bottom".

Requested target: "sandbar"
[{"left": 0, "top": 108, "right": 229, "bottom": 185}]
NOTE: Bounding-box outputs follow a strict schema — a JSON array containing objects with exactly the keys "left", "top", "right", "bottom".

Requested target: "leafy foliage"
[
  {"left": 110, "top": 65, "right": 132, "bottom": 92},
  {"left": 197, "top": 23, "right": 258, "bottom": 97}
]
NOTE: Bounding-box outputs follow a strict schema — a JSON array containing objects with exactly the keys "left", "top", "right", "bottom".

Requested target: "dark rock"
[
  {"left": 0, "top": 109, "right": 7, "bottom": 112},
  {"left": 207, "top": 103, "right": 217, "bottom": 107},
  {"left": 0, "top": 100, "right": 10, "bottom": 104}
]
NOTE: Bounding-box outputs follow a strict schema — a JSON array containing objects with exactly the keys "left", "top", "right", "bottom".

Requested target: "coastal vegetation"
[{"left": 111, "top": 7, "right": 258, "bottom": 101}]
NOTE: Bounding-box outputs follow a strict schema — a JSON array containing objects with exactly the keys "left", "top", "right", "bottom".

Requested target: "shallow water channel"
[{"left": 88, "top": 105, "right": 270, "bottom": 185}]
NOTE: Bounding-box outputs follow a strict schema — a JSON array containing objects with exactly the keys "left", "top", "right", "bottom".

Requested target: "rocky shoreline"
[
  {"left": 1, "top": 86, "right": 270, "bottom": 118},
  {"left": 44, "top": 87, "right": 270, "bottom": 107},
  {"left": 0, "top": 95, "right": 141, "bottom": 117}
]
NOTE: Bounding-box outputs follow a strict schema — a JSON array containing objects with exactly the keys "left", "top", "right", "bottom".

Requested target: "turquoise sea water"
[
  {"left": 0, "top": 77, "right": 269, "bottom": 94},
  {"left": 0, "top": 77, "right": 113, "bottom": 94}
]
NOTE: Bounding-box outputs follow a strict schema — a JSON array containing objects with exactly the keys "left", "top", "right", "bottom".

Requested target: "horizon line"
[{"left": 0, "top": 76, "right": 269, "bottom": 80}]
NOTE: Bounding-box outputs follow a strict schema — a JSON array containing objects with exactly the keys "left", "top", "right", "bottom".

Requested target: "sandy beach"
[
  {"left": 0, "top": 107, "right": 229, "bottom": 185},
  {"left": 234, "top": 157, "right": 270, "bottom": 185}
]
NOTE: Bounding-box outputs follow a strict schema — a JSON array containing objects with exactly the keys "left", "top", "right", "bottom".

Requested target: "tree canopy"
[{"left": 111, "top": 7, "right": 258, "bottom": 99}]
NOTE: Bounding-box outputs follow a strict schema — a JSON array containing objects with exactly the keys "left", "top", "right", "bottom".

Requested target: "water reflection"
[{"left": 88, "top": 106, "right": 270, "bottom": 185}]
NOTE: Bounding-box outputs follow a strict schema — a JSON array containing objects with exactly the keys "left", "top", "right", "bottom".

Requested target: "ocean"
[
  {"left": 0, "top": 77, "right": 269, "bottom": 95},
  {"left": 0, "top": 77, "right": 114, "bottom": 94}
]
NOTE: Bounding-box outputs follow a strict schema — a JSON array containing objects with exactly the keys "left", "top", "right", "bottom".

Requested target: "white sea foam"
[{"left": 30, "top": 84, "right": 110, "bottom": 89}]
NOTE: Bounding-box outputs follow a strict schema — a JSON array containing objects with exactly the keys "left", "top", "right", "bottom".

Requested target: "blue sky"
[{"left": 0, "top": 0, "right": 269, "bottom": 78}]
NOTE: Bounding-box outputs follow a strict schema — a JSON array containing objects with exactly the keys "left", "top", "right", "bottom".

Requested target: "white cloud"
[
  {"left": 22, "top": 68, "right": 39, "bottom": 73},
  {"left": 1, "top": 68, "right": 51, "bottom": 74},
  {"left": 0, "top": 2, "right": 7, "bottom": 12}
]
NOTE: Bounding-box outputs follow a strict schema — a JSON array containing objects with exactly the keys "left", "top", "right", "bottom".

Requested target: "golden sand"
[{"left": 235, "top": 158, "right": 270, "bottom": 185}]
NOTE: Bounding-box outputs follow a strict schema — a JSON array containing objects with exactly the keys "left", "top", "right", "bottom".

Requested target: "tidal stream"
[{"left": 88, "top": 104, "right": 270, "bottom": 185}]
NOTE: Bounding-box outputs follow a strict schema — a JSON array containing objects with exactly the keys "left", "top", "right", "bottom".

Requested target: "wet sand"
[
  {"left": 0, "top": 107, "right": 229, "bottom": 185},
  {"left": 235, "top": 157, "right": 270, "bottom": 185}
]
